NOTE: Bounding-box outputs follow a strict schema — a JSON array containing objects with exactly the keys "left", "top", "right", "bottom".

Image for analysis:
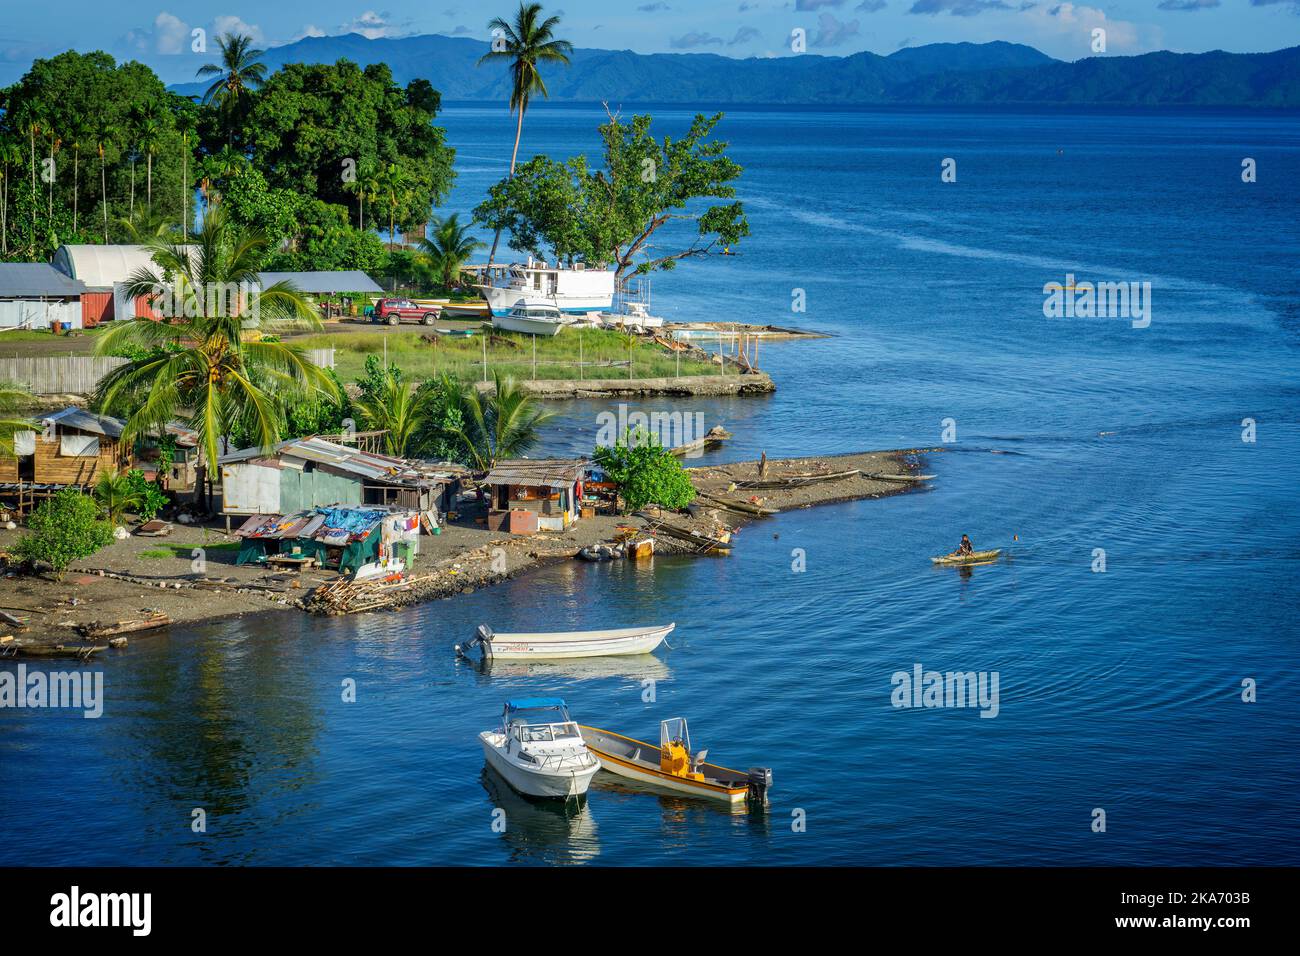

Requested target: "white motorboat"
[
  {"left": 595, "top": 301, "right": 665, "bottom": 332},
  {"left": 479, "top": 698, "right": 601, "bottom": 799},
  {"left": 493, "top": 304, "right": 571, "bottom": 336},
  {"left": 476, "top": 260, "right": 616, "bottom": 316},
  {"left": 458, "top": 622, "right": 675, "bottom": 661}
]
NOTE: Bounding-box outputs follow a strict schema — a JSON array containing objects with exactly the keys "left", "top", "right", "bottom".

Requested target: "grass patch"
[
  {"left": 295, "top": 327, "right": 716, "bottom": 385},
  {"left": 138, "top": 541, "right": 239, "bottom": 560}
]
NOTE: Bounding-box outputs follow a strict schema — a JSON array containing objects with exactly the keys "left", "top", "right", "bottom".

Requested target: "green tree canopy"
[
  {"left": 243, "top": 60, "right": 455, "bottom": 235},
  {"left": 474, "top": 111, "right": 748, "bottom": 281}
]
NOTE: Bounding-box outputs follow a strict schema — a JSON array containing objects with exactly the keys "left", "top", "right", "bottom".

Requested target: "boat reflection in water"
[
  {"left": 480, "top": 766, "right": 602, "bottom": 865},
  {"left": 458, "top": 653, "right": 671, "bottom": 684}
]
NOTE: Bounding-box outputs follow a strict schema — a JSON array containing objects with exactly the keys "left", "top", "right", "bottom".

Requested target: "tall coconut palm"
[
  {"left": 196, "top": 33, "right": 267, "bottom": 145},
  {"left": 92, "top": 120, "right": 118, "bottom": 243},
  {"left": 419, "top": 214, "right": 485, "bottom": 290},
  {"left": 451, "top": 371, "right": 555, "bottom": 470},
  {"left": 92, "top": 205, "right": 338, "bottom": 500},
  {"left": 135, "top": 110, "right": 164, "bottom": 213},
  {"left": 477, "top": 3, "right": 572, "bottom": 267},
  {"left": 45, "top": 122, "right": 61, "bottom": 225},
  {"left": 0, "top": 137, "right": 21, "bottom": 255},
  {"left": 176, "top": 112, "right": 197, "bottom": 241},
  {"left": 66, "top": 124, "right": 87, "bottom": 235},
  {"left": 379, "top": 163, "right": 409, "bottom": 252},
  {"left": 353, "top": 369, "right": 433, "bottom": 458}
]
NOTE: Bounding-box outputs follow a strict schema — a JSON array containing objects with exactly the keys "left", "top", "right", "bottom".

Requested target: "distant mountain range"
[{"left": 161, "top": 34, "right": 1300, "bottom": 108}]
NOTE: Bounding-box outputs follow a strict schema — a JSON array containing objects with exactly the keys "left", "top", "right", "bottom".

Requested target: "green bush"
[
  {"left": 593, "top": 428, "right": 696, "bottom": 513},
  {"left": 125, "top": 470, "right": 169, "bottom": 521},
  {"left": 14, "top": 489, "right": 115, "bottom": 577}
]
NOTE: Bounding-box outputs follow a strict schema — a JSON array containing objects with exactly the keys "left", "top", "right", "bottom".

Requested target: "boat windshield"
[{"left": 515, "top": 721, "right": 582, "bottom": 743}]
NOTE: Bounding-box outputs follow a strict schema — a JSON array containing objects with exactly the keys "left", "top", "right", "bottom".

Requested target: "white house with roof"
[{"left": 0, "top": 263, "right": 88, "bottom": 329}]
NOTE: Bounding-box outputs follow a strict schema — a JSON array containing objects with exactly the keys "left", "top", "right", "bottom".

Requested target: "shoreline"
[{"left": 0, "top": 448, "right": 935, "bottom": 655}]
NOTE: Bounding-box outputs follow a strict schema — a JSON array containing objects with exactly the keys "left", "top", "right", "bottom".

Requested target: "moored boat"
[
  {"left": 479, "top": 698, "right": 601, "bottom": 800},
  {"left": 931, "top": 549, "right": 1002, "bottom": 565},
  {"left": 457, "top": 622, "right": 674, "bottom": 661},
  {"left": 579, "top": 718, "right": 772, "bottom": 806}
]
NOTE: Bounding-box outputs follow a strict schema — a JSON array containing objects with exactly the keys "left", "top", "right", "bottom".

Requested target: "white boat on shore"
[
  {"left": 479, "top": 698, "right": 602, "bottom": 800},
  {"left": 457, "top": 622, "right": 675, "bottom": 661},
  {"left": 475, "top": 260, "right": 616, "bottom": 316},
  {"left": 493, "top": 304, "right": 571, "bottom": 336},
  {"left": 593, "top": 301, "right": 666, "bottom": 332}
]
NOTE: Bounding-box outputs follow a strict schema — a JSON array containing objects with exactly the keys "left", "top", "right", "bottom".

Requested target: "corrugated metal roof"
[
  {"left": 235, "top": 505, "right": 416, "bottom": 541},
  {"left": 258, "top": 271, "right": 383, "bottom": 294},
  {"left": 43, "top": 407, "right": 125, "bottom": 439},
  {"left": 483, "top": 458, "right": 589, "bottom": 489},
  {"left": 0, "top": 263, "right": 88, "bottom": 298},
  {"left": 219, "top": 436, "right": 455, "bottom": 487}
]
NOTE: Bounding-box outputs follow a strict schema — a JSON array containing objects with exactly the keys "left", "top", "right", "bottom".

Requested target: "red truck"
[{"left": 372, "top": 298, "right": 442, "bottom": 326}]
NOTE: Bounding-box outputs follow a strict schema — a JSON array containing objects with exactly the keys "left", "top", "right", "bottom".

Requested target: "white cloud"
[
  {"left": 121, "top": 11, "right": 190, "bottom": 55},
  {"left": 341, "top": 11, "right": 408, "bottom": 39},
  {"left": 293, "top": 25, "right": 328, "bottom": 41},
  {"left": 211, "top": 16, "right": 267, "bottom": 46},
  {"left": 1028, "top": 3, "right": 1142, "bottom": 53}
]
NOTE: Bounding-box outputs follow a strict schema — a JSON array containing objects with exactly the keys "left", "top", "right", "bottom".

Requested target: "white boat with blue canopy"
[{"left": 479, "top": 698, "right": 602, "bottom": 800}]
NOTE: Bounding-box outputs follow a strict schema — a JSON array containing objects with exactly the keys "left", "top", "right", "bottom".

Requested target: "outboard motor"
[
  {"left": 746, "top": 767, "right": 773, "bottom": 807},
  {"left": 455, "top": 625, "right": 493, "bottom": 659}
]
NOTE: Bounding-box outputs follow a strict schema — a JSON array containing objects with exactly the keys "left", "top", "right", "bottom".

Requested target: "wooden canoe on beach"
[
  {"left": 733, "top": 468, "right": 861, "bottom": 491},
  {"left": 865, "top": 472, "right": 936, "bottom": 483},
  {"left": 694, "top": 492, "right": 777, "bottom": 517},
  {"left": 931, "top": 549, "right": 1002, "bottom": 566}
]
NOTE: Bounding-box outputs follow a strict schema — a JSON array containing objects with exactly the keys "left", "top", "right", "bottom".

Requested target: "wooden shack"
[
  {"left": 482, "top": 459, "right": 589, "bottom": 534},
  {"left": 0, "top": 407, "right": 130, "bottom": 489}
]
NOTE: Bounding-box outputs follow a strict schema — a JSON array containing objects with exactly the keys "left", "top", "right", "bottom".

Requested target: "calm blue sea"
[{"left": 2, "top": 105, "right": 1298, "bottom": 866}]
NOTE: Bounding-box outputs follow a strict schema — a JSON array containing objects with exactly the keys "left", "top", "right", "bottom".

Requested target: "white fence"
[
  {"left": 305, "top": 348, "right": 336, "bottom": 369},
  {"left": 0, "top": 356, "right": 129, "bottom": 394}
]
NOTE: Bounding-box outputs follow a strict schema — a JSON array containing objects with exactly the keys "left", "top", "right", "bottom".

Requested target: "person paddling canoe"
[{"left": 953, "top": 534, "right": 974, "bottom": 557}]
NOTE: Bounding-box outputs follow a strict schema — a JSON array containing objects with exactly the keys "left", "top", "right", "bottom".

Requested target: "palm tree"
[
  {"left": 92, "top": 206, "right": 337, "bottom": 503},
  {"left": 419, "top": 214, "right": 485, "bottom": 290},
  {"left": 196, "top": 33, "right": 267, "bottom": 144},
  {"left": 451, "top": 371, "right": 555, "bottom": 470},
  {"left": 45, "top": 122, "right": 61, "bottom": 225},
  {"left": 176, "top": 113, "right": 197, "bottom": 241},
  {"left": 92, "top": 121, "right": 118, "bottom": 243},
  {"left": 135, "top": 110, "right": 164, "bottom": 213},
  {"left": 477, "top": 2, "right": 573, "bottom": 266},
  {"left": 0, "top": 137, "right": 21, "bottom": 255},
  {"left": 116, "top": 206, "right": 174, "bottom": 241},
  {"left": 93, "top": 471, "right": 146, "bottom": 525},
  {"left": 353, "top": 369, "right": 432, "bottom": 458},
  {"left": 379, "top": 163, "right": 409, "bottom": 252},
  {"left": 66, "top": 124, "right": 87, "bottom": 235}
]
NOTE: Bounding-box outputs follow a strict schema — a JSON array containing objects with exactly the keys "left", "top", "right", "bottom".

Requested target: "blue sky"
[{"left": 2, "top": 1, "right": 1298, "bottom": 84}]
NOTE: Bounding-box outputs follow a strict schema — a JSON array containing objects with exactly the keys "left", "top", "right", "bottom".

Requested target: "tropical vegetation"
[
  {"left": 13, "top": 487, "right": 115, "bottom": 577},
  {"left": 594, "top": 429, "right": 695, "bottom": 513}
]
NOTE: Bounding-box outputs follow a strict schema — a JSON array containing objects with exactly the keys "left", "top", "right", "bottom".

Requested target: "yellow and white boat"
[{"left": 579, "top": 718, "right": 771, "bottom": 806}]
